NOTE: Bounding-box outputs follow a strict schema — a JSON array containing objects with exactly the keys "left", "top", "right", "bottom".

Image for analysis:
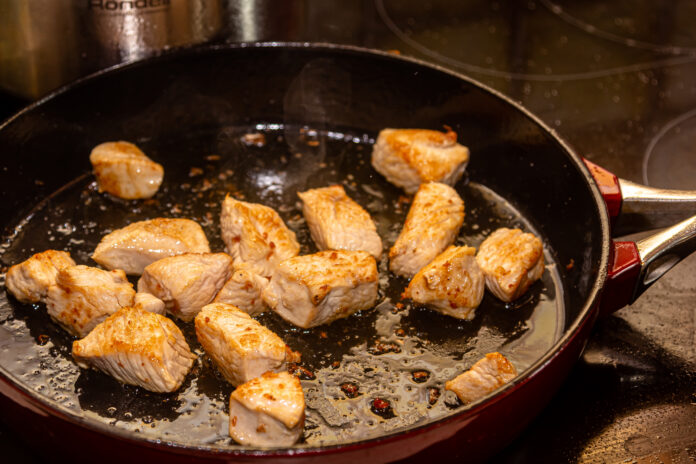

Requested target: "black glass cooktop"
[{"left": 1, "top": 1, "right": 695, "bottom": 462}]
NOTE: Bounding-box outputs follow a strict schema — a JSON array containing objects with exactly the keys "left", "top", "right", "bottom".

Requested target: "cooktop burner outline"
[
  {"left": 375, "top": 0, "right": 696, "bottom": 81},
  {"left": 540, "top": 0, "right": 696, "bottom": 55},
  {"left": 642, "top": 107, "right": 696, "bottom": 188}
]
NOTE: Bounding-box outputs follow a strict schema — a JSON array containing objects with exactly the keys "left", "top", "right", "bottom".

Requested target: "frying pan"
[{"left": 0, "top": 43, "right": 695, "bottom": 463}]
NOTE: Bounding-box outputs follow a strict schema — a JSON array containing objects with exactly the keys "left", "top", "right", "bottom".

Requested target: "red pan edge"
[{"left": 0, "top": 42, "right": 612, "bottom": 462}]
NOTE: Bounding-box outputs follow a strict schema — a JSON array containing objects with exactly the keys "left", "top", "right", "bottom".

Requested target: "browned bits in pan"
[
  {"left": 370, "top": 398, "right": 395, "bottom": 418},
  {"left": 368, "top": 340, "right": 402, "bottom": 355},
  {"left": 288, "top": 363, "right": 315, "bottom": 380},
  {"left": 189, "top": 167, "right": 204, "bottom": 177},
  {"left": 37, "top": 334, "right": 50, "bottom": 345},
  {"left": 241, "top": 133, "right": 266, "bottom": 147},
  {"left": 427, "top": 387, "right": 441, "bottom": 405},
  {"left": 411, "top": 370, "right": 430, "bottom": 383},
  {"left": 340, "top": 382, "right": 360, "bottom": 398}
]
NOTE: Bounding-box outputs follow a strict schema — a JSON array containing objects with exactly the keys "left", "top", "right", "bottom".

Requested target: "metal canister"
[{"left": 0, "top": 0, "right": 223, "bottom": 99}]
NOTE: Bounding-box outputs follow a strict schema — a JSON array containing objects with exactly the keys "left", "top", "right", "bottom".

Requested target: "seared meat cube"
[
  {"left": 92, "top": 218, "right": 210, "bottom": 275},
  {"left": 5, "top": 250, "right": 75, "bottom": 303},
  {"left": 72, "top": 306, "right": 196, "bottom": 393},
  {"left": 229, "top": 371, "right": 305, "bottom": 447},
  {"left": 389, "top": 182, "right": 464, "bottom": 278},
  {"left": 371, "top": 128, "right": 469, "bottom": 194},
  {"left": 90, "top": 141, "right": 164, "bottom": 199},
  {"left": 220, "top": 196, "right": 300, "bottom": 278},
  {"left": 445, "top": 352, "right": 517, "bottom": 404},
  {"left": 46, "top": 265, "right": 135, "bottom": 337},
  {"left": 138, "top": 253, "right": 233, "bottom": 322},
  {"left": 213, "top": 265, "right": 269, "bottom": 316},
  {"left": 133, "top": 292, "right": 166, "bottom": 315},
  {"left": 262, "top": 250, "right": 378, "bottom": 328},
  {"left": 404, "top": 245, "right": 484, "bottom": 320},
  {"left": 476, "top": 228, "right": 544, "bottom": 302},
  {"left": 195, "top": 303, "right": 300, "bottom": 386},
  {"left": 298, "top": 185, "right": 383, "bottom": 258}
]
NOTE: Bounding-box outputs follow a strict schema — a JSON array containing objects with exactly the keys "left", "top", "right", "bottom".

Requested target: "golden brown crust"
[
  {"left": 90, "top": 141, "right": 164, "bottom": 199},
  {"left": 389, "top": 182, "right": 465, "bottom": 278},
  {"left": 298, "top": 185, "right": 382, "bottom": 258},
  {"left": 220, "top": 196, "right": 300, "bottom": 277},
  {"left": 445, "top": 352, "right": 517, "bottom": 404},
  {"left": 5, "top": 250, "right": 75, "bottom": 303},
  {"left": 277, "top": 250, "right": 378, "bottom": 304},
  {"left": 404, "top": 245, "right": 484, "bottom": 319},
  {"left": 230, "top": 371, "right": 305, "bottom": 429},
  {"left": 475, "top": 228, "right": 544, "bottom": 302},
  {"left": 72, "top": 306, "right": 195, "bottom": 393}
]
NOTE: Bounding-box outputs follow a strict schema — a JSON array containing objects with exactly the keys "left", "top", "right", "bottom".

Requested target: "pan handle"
[
  {"left": 583, "top": 159, "right": 696, "bottom": 235},
  {"left": 584, "top": 159, "right": 696, "bottom": 315},
  {"left": 600, "top": 214, "right": 696, "bottom": 316}
]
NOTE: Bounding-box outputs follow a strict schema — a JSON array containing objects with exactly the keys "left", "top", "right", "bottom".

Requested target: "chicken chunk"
[
  {"left": 213, "top": 265, "right": 269, "bottom": 316},
  {"left": 229, "top": 371, "right": 305, "bottom": 447},
  {"left": 195, "top": 303, "right": 300, "bottom": 386},
  {"left": 371, "top": 128, "right": 469, "bottom": 194},
  {"left": 72, "top": 306, "right": 196, "bottom": 393},
  {"left": 404, "top": 245, "right": 484, "bottom": 320},
  {"left": 90, "top": 141, "right": 164, "bottom": 200},
  {"left": 389, "top": 182, "right": 464, "bottom": 278},
  {"left": 45, "top": 265, "right": 135, "bottom": 337},
  {"left": 445, "top": 352, "right": 517, "bottom": 404},
  {"left": 133, "top": 292, "right": 166, "bottom": 315},
  {"left": 220, "top": 196, "right": 300, "bottom": 278},
  {"left": 475, "top": 228, "right": 544, "bottom": 302},
  {"left": 262, "top": 250, "right": 378, "bottom": 328},
  {"left": 92, "top": 218, "right": 210, "bottom": 275},
  {"left": 138, "top": 253, "right": 233, "bottom": 322},
  {"left": 298, "top": 185, "right": 383, "bottom": 258},
  {"left": 5, "top": 250, "right": 75, "bottom": 303}
]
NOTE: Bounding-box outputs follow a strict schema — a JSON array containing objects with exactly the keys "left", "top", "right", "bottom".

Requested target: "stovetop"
[{"left": 1, "top": 1, "right": 695, "bottom": 462}]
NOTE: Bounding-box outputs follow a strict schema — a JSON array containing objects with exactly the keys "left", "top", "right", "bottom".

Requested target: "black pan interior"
[{"left": 0, "top": 45, "right": 605, "bottom": 450}]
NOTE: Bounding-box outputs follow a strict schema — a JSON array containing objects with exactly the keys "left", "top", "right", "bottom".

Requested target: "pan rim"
[{"left": 0, "top": 41, "right": 612, "bottom": 457}]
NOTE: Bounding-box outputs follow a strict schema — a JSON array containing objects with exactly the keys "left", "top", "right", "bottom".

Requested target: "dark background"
[{"left": 1, "top": 1, "right": 695, "bottom": 462}]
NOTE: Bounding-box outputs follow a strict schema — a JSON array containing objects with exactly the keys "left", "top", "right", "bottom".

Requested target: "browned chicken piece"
[
  {"left": 195, "top": 303, "right": 300, "bottom": 386},
  {"left": 229, "top": 371, "right": 305, "bottom": 447},
  {"left": 213, "top": 265, "right": 269, "bottom": 316},
  {"left": 389, "top": 182, "right": 465, "bottom": 278},
  {"left": 404, "top": 245, "right": 485, "bottom": 320},
  {"left": 371, "top": 128, "right": 469, "bottom": 194},
  {"left": 297, "top": 185, "right": 383, "bottom": 258},
  {"left": 45, "top": 265, "right": 135, "bottom": 337},
  {"left": 445, "top": 352, "right": 517, "bottom": 404},
  {"left": 5, "top": 250, "right": 75, "bottom": 303},
  {"left": 92, "top": 218, "right": 210, "bottom": 275},
  {"left": 138, "top": 253, "right": 233, "bottom": 322},
  {"left": 220, "top": 196, "right": 300, "bottom": 278},
  {"left": 262, "top": 250, "right": 379, "bottom": 329},
  {"left": 90, "top": 141, "right": 164, "bottom": 200},
  {"left": 72, "top": 306, "right": 196, "bottom": 393},
  {"left": 133, "top": 292, "right": 166, "bottom": 315},
  {"left": 475, "top": 228, "right": 544, "bottom": 302}
]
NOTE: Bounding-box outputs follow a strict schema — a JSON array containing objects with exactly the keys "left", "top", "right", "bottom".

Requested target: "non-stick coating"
[{"left": 0, "top": 44, "right": 606, "bottom": 454}]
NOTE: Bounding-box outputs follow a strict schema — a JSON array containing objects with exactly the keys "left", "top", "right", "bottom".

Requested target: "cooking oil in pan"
[{"left": 0, "top": 125, "right": 564, "bottom": 449}]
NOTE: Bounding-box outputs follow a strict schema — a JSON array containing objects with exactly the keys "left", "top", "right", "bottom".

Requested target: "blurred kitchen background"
[{"left": 1, "top": 1, "right": 695, "bottom": 462}]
